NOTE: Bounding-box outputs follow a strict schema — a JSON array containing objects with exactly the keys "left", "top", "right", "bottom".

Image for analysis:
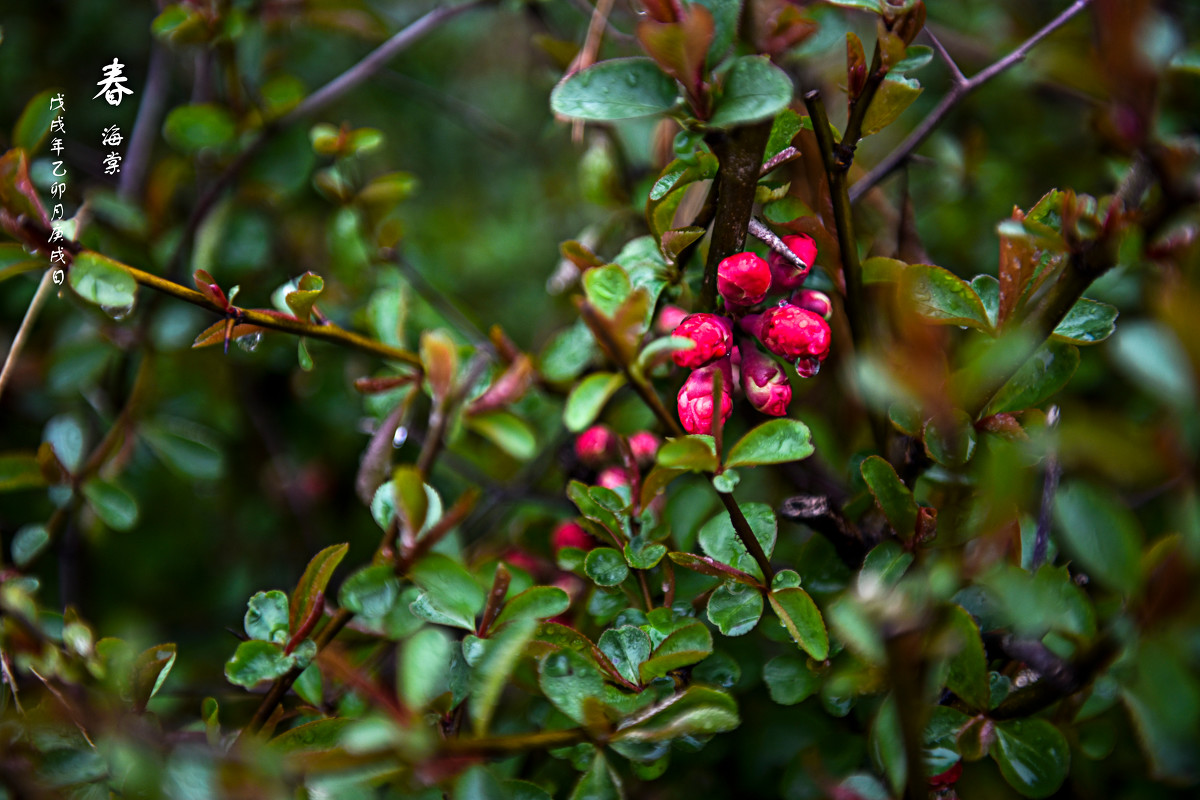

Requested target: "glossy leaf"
[
  {"left": 615, "top": 686, "right": 739, "bottom": 741},
  {"left": 1051, "top": 297, "right": 1118, "bottom": 344},
  {"left": 69, "top": 251, "right": 137, "bottom": 310},
  {"left": 132, "top": 644, "right": 177, "bottom": 711},
  {"left": 410, "top": 553, "right": 485, "bottom": 630},
  {"left": 667, "top": 551, "right": 760, "bottom": 586},
  {"left": 709, "top": 56, "right": 794, "bottom": 128},
  {"left": 244, "top": 590, "right": 290, "bottom": 644},
  {"left": 570, "top": 752, "right": 623, "bottom": 800},
  {"left": 1053, "top": 481, "right": 1143, "bottom": 594},
  {"left": 471, "top": 616, "right": 537, "bottom": 735},
  {"left": 768, "top": 587, "right": 828, "bottom": 660},
  {"left": 724, "top": 418, "right": 814, "bottom": 468},
  {"left": 539, "top": 648, "right": 606, "bottom": 724},
  {"left": 338, "top": 565, "right": 400, "bottom": 619},
  {"left": 859, "top": 541, "right": 913, "bottom": 590},
  {"left": 565, "top": 372, "right": 627, "bottom": 433},
  {"left": 492, "top": 586, "right": 571, "bottom": 630},
  {"left": 399, "top": 627, "right": 452, "bottom": 708},
  {"left": 900, "top": 264, "right": 991, "bottom": 330},
  {"left": 585, "top": 547, "right": 630, "bottom": 587},
  {"left": 551, "top": 58, "right": 679, "bottom": 120},
  {"left": 707, "top": 580, "right": 764, "bottom": 636},
  {"left": 763, "top": 655, "right": 820, "bottom": 705},
  {"left": 163, "top": 103, "right": 237, "bottom": 153},
  {"left": 639, "top": 622, "right": 713, "bottom": 681},
  {"left": 657, "top": 434, "right": 718, "bottom": 471},
  {"left": 584, "top": 264, "right": 632, "bottom": 316},
  {"left": 988, "top": 340, "right": 1080, "bottom": 415},
  {"left": 224, "top": 640, "right": 292, "bottom": 688},
  {"left": 466, "top": 410, "right": 537, "bottom": 460},
  {"left": 860, "top": 75, "right": 922, "bottom": 136},
  {"left": 598, "top": 626, "right": 652, "bottom": 686},
  {"left": 698, "top": 502, "right": 776, "bottom": 580},
  {"left": 392, "top": 465, "right": 429, "bottom": 535},
  {"left": 860, "top": 456, "right": 918, "bottom": 540},
  {"left": 13, "top": 88, "right": 59, "bottom": 152},
  {"left": 992, "top": 719, "right": 1070, "bottom": 798},
  {"left": 141, "top": 418, "right": 224, "bottom": 481},
  {"left": 0, "top": 149, "right": 48, "bottom": 224},
  {"left": 624, "top": 537, "right": 667, "bottom": 569},
  {"left": 290, "top": 543, "right": 348, "bottom": 634},
  {"left": 269, "top": 718, "right": 351, "bottom": 755},
  {"left": 944, "top": 605, "right": 989, "bottom": 711},
  {"left": 82, "top": 478, "right": 139, "bottom": 531}
]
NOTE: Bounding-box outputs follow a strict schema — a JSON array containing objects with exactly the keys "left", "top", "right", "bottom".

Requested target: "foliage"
[{"left": 2, "top": 1, "right": 1200, "bottom": 799}]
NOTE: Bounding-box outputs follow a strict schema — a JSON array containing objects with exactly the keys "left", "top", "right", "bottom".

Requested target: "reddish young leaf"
[
  {"left": 0, "top": 149, "right": 50, "bottom": 227},
  {"left": 289, "top": 543, "right": 349, "bottom": 635},
  {"left": 637, "top": 5, "right": 715, "bottom": 109}
]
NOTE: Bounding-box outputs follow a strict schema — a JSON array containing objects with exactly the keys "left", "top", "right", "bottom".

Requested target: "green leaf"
[
  {"left": 567, "top": 480, "right": 625, "bottom": 540},
  {"left": 923, "top": 408, "right": 978, "bottom": 468},
  {"left": 859, "top": 541, "right": 913, "bottom": 590},
  {"left": 988, "top": 340, "right": 1080, "bottom": 415},
  {"left": 709, "top": 56, "right": 794, "bottom": 128},
  {"left": 944, "top": 605, "right": 989, "bottom": 711},
  {"left": 0, "top": 453, "right": 45, "bottom": 492},
  {"left": 132, "top": 643, "right": 176, "bottom": 711},
  {"left": 69, "top": 251, "right": 137, "bottom": 311},
  {"left": 972, "top": 274, "right": 1000, "bottom": 328},
  {"left": 565, "top": 372, "right": 627, "bottom": 433},
  {"left": 290, "top": 543, "right": 348, "bottom": 634},
  {"left": 763, "top": 197, "right": 814, "bottom": 224},
  {"left": 541, "top": 320, "right": 600, "bottom": 383},
  {"left": 294, "top": 663, "right": 323, "bottom": 708},
  {"left": 551, "top": 58, "right": 679, "bottom": 120},
  {"left": 392, "top": 465, "right": 429, "bottom": 535},
  {"left": 707, "top": 580, "right": 764, "bottom": 636},
  {"left": 1110, "top": 321, "right": 1196, "bottom": 408},
  {"left": 492, "top": 586, "right": 571, "bottom": 630},
  {"left": 163, "top": 103, "right": 237, "bottom": 153},
  {"left": 82, "top": 478, "right": 139, "bottom": 531},
  {"left": 1053, "top": 481, "right": 1143, "bottom": 595},
  {"left": 768, "top": 587, "right": 828, "bottom": 660},
  {"left": 826, "top": 0, "right": 883, "bottom": 12},
  {"left": 269, "top": 718, "right": 351, "bottom": 755},
  {"left": 657, "top": 435, "right": 718, "bottom": 472},
  {"left": 693, "top": 0, "right": 741, "bottom": 64},
  {"left": 639, "top": 622, "right": 713, "bottom": 681},
  {"left": 410, "top": 553, "right": 486, "bottom": 630},
  {"left": 570, "top": 752, "right": 623, "bottom": 800},
  {"left": 763, "top": 655, "right": 820, "bottom": 705},
  {"left": 539, "top": 648, "right": 606, "bottom": 725},
  {"left": 13, "top": 88, "right": 59, "bottom": 152},
  {"left": 585, "top": 547, "right": 630, "bottom": 587},
  {"left": 900, "top": 264, "right": 991, "bottom": 330},
  {"left": 893, "top": 45, "right": 934, "bottom": 74},
  {"left": 141, "top": 417, "right": 223, "bottom": 481},
  {"left": 1121, "top": 637, "right": 1200, "bottom": 781},
  {"left": 698, "top": 502, "right": 776, "bottom": 580},
  {"left": 724, "top": 419, "right": 814, "bottom": 468},
  {"left": 284, "top": 271, "right": 324, "bottom": 321},
  {"left": 471, "top": 616, "right": 538, "bottom": 735},
  {"left": 1051, "top": 297, "right": 1118, "bottom": 344},
  {"left": 466, "top": 410, "right": 537, "bottom": 460},
  {"left": 868, "top": 696, "right": 906, "bottom": 796},
  {"left": 598, "top": 626, "right": 652, "bottom": 686},
  {"left": 860, "top": 456, "right": 919, "bottom": 540},
  {"left": 338, "top": 565, "right": 400, "bottom": 619},
  {"left": 860, "top": 75, "right": 922, "bottom": 136},
  {"left": 399, "top": 627, "right": 452, "bottom": 708},
  {"left": 992, "top": 719, "right": 1070, "bottom": 798},
  {"left": 224, "top": 640, "right": 292, "bottom": 687},
  {"left": 455, "top": 765, "right": 509, "bottom": 800},
  {"left": 764, "top": 108, "right": 804, "bottom": 163},
  {"left": 583, "top": 264, "right": 632, "bottom": 316},
  {"left": 624, "top": 537, "right": 667, "bottom": 570},
  {"left": 0, "top": 243, "right": 46, "bottom": 284},
  {"left": 667, "top": 551, "right": 760, "bottom": 586},
  {"left": 12, "top": 524, "right": 49, "bottom": 568},
  {"left": 614, "top": 686, "right": 739, "bottom": 741},
  {"left": 244, "top": 590, "right": 290, "bottom": 644}
]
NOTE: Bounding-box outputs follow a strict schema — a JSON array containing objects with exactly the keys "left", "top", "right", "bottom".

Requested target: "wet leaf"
[
  {"left": 724, "top": 419, "right": 814, "bottom": 468},
  {"left": 290, "top": 543, "right": 349, "bottom": 634},
  {"left": 992, "top": 719, "right": 1070, "bottom": 798},
  {"left": 69, "top": 251, "right": 137, "bottom": 310},
  {"left": 709, "top": 56, "right": 794, "bottom": 128},
  {"left": 768, "top": 587, "right": 828, "bottom": 660},
  {"left": 552, "top": 58, "right": 680, "bottom": 121}
]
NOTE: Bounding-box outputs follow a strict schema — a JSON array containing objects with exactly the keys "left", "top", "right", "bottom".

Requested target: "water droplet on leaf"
[
  {"left": 235, "top": 332, "right": 263, "bottom": 352},
  {"left": 101, "top": 303, "right": 134, "bottom": 321},
  {"left": 392, "top": 427, "right": 408, "bottom": 448},
  {"left": 542, "top": 653, "right": 571, "bottom": 677}
]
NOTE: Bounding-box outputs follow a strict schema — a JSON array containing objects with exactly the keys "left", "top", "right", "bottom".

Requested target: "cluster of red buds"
[
  {"left": 669, "top": 234, "right": 832, "bottom": 434},
  {"left": 573, "top": 423, "right": 661, "bottom": 492}
]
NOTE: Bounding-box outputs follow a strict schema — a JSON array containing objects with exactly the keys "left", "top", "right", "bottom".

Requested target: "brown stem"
[
  {"left": 719, "top": 491, "right": 774, "bottom": 582},
  {"left": 990, "top": 633, "right": 1119, "bottom": 720},
  {"left": 700, "top": 120, "right": 773, "bottom": 311},
  {"left": 440, "top": 726, "right": 590, "bottom": 755},
  {"left": 0, "top": 269, "right": 54, "bottom": 403}
]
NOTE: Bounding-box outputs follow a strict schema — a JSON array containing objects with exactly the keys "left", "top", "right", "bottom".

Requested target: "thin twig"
[
  {"left": 925, "top": 29, "right": 966, "bottom": 86},
  {"left": 0, "top": 269, "right": 54, "bottom": 403},
  {"left": 748, "top": 217, "right": 809, "bottom": 274},
  {"left": 119, "top": 43, "right": 171, "bottom": 202},
  {"left": 760, "top": 145, "right": 801, "bottom": 176},
  {"left": 1031, "top": 405, "right": 1061, "bottom": 569},
  {"left": 849, "top": 0, "right": 1092, "bottom": 203}
]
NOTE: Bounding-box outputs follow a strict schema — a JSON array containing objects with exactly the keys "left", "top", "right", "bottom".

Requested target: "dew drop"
[
  {"left": 235, "top": 331, "right": 263, "bottom": 353},
  {"left": 542, "top": 653, "right": 571, "bottom": 678},
  {"left": 625, "top": 73, "right": 638, "bottom": 87},
  {"left": 795, "top": 356, "right": 820, "bottom": 378},
  {"left": 101, "top": 303, "right": 134, "bottom": 321},
  {"left": 392, "top": 426, "right": 408, "bottom": 448}
]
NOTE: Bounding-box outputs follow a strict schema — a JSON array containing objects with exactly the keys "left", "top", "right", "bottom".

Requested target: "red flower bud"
[
  {"left": 768, "top": 234, "right": 817, "bottom": 291},
  {"left": 552, "top": 521, "right": 596, "bottom": 552},
  {"left": 741, "top": 348, "right": 791, "bottom": 416},
  {"left": 717, "top": 252, "right": 772, "bottom": 307},
  {"left": 656, "top": 304, "right": 689, "bottom": 334},
  {"left": 629, "top": 431, "right": 661, "bottom": 466},
  {"left": 502, "top": 548, "right": 541, "bottom": 575},
  {"left": 672, "top": 313, "right": 733, "bottom": 369},
  {"left": 677, "top": 363, "right": 733, "bottom": 435},
  {"left": 790, "top": 288, "right": 832, "bottom": 320},
  {"left": 759, "top": 303, "right": 832, "bottom": 370},
  {"left": 575, "top": 424, "right": 616, "bottom": 467},
  {"left": 597, "top": 466, "right": 631, "bottom": 491}
]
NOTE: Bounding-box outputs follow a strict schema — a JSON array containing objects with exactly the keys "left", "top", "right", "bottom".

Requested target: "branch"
[
  {"left": 0, "top": 269, "right": 54, "bottom": 403},
  {"left": 849, "top": 0, "right": 1092, "bottom": 203},
  {"left": 990, "top": 633, "right": 1119, "bottom": 720},
  {"left": 165, "top": 0, "right": 493, "bottom": 279},
  {"left": 118, "top": 43, "right": 171, "bottom": 202}
]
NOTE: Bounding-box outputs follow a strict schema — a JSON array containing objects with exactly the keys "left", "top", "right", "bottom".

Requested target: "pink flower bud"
[
  {"left": 677, "top": 364, "right": 733, "bottom": 435},
  {"left": 671, "top": 313, "right": 733, "bottom": 369},
  {"left": 717, "top": 252, "right": 772, "bottom": 307},
  {"left": 741, "top": 348, "right": 792, "bottom": 416},
  {"left": 552, "top": 521, "right": 596, "bottom": 552},
  {"left": 791, "top": 288, "right": 833, "bottom": 320},
  {"left": 759, "top": 303, "right": 832, "bottom": 367},
  {"left": 768, "top": 234, "right": 817, "bottom": 291},
  {"left": 575, "top": 424, "right": 616, "bottom": 467},
  {"left": 502, "top": 548, "right": 542, "bottom": 575},
  {"left": 656, "top": 304, "right": 689, "bottom": 334},
  {"left": 628, "top": 431, "right": 661, "bottom": 466},
  {"left": 597, "top": 466, "right": 631, "bottom": 490}
]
